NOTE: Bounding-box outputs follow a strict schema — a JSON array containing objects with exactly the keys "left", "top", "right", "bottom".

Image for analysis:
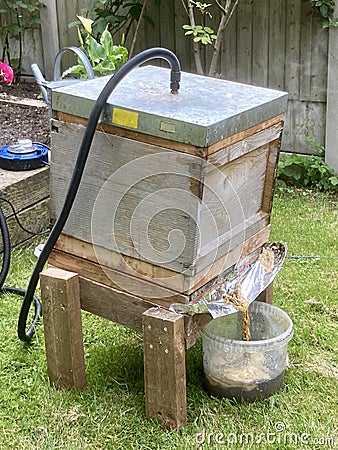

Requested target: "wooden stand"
[
  {"left": 40, "top": 268, "right": 86, "bottom": 390},
  {"left": 40, "top": 264, "right": 272, "bottom": 428},
  {"left": 40, "top": 267, "right": 191, "bottom": 428},
  {"left": 143, "top": 308, "right": 187, "bottom": 428}
]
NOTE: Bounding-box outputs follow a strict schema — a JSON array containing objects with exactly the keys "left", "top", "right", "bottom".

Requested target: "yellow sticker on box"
[{"left": 112, "top": 108, "right": 139, "bottom": 129}]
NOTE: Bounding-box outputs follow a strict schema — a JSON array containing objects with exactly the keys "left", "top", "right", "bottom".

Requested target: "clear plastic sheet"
[{"left": 170, "top": 242, "right": 287, "bottom": 319}]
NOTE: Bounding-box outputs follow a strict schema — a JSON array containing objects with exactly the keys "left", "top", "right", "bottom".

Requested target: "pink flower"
[{"left": 0, "top": 62, "right": 14, "bottom": 85}]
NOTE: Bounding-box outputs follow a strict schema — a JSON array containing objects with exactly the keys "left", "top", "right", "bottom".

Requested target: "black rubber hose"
[
  {"left": 17, "top": 47, "right": 181, "bottom": 342},
  {"left": 0, "top": 206, "right": 42, "bottom": 329},
  {"left": 0, "top": 205, "right": 11, "bottom": 288}
]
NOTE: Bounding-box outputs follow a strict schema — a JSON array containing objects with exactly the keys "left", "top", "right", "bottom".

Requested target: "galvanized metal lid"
[{"left": 52, "top": 65, "right": 288, "bottom": 147}]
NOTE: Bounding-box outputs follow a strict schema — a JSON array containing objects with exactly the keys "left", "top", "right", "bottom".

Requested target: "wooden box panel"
[
  {"left": 50, "top": 225, "right": 270, "bottom": 303},
  {"left": 0, "top": 167, "right": 50, "bottom": 247},
  {"left": 50, "top": 117, "right": 282, "bottom": 279},
  {"left": 50, "top": 121, "right": 202, "bottom": 274}
]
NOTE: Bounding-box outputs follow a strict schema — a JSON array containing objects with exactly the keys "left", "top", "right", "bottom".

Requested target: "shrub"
[
  {"left": 277, "top": 153, "right": 338, "bottom": 192},
  {"left": 63, "top": 16, "right": 128, "bottom": 79}
]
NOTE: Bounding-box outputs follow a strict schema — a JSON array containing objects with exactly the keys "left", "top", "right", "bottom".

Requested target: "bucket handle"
[{"left": 53, "top": 46, "right": 95, "bottom": 81}]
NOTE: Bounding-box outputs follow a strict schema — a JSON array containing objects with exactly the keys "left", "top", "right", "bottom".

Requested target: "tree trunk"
[{"left": 188, "top": 2, "right": 204, "bottom": 75}]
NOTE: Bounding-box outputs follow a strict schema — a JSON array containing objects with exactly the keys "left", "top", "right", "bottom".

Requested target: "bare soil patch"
[{"left": 0, "top": 82, "right": 50, "bottom": 149}]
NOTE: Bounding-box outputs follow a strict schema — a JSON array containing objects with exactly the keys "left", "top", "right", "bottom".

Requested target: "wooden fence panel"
[
  {"left": 252, "top": 0, "right": 269, "bottom": 87},
  {"left": 284, "top": 0, "right": 302, "bottom": 100},
  {"left": 237, "top": 0, "right": 253, "bottom": 85},
  {"left": 0, "top": 0, "right": 45, "bottom": 75},
  {"left": 0, "top": 0, "right": 333, "bottom": 159}
]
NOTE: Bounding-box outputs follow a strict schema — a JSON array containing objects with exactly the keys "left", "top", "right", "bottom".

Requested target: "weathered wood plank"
[
  {"left": 206, "top": 123, "right": 282, "bottom": 167},
  {"left": 55, "top": 0, "right": 81, "bottom": 72},
  {"left": 325, "top": 3, "right": 338, "bottom": 172},
  {"left": 299, "top": 1, "right": 313, "bottom": 101},
  {"left": 268, "top": 0, "right": 286, "bottom": 91},
  {"left": 50, "top": 121, "right": 203, "bottom": 273},
  {"left": 236, "top": 0, "right": 253, "bottom": 84},
  {"left": 4, "top": 197, "right": 49, "bottom": 248},
  {"left": 49, "top": 248, "right": 189, "bottom": 306},
  {"left": 0, "top": 167, "right": 50, "bottom": 216},
  {"left": 54, "top": 113, "right": 285, "bottom": 159},
  {"left": 252, "top": 0, "right": 269, "bottom": 87},
  {"left": 201, "top": 145, "right": 270, "bottom": 256},
  {"left": 173, "top": 0, "right": 192, "bottom": 72},
  {"left": 284, "top": 0, "right": 301, "bottom": 99},
  {"left": 40, "top": 268, "right": 86, "bottom": 390},
  {"left": 256, "top": 281, "right": 274, "bottom": 304},
  {"left": 261, "top": 139, "right": 280, "bottom": 214},
  {"left": 80, "top": 278, "right": 159, "bottom": 332},
  {"left": 53, "top": 233, "right": 187, "bottom": 293},
  {"left": 159, "top": 0, "right": 175, "bottom": 53},
  {"left": 0, "top": 166, "right": 49, "bottom": 247},
  {"left": 0, "top": 28, "right": 44, "bottom": 77},
  {"left": 206, "top": 114, "right": 285, "bottom": 156},
  {"left": 52, "top": 224, "right": 270, "bottom": 296},
  {"left": 145, "top": 2, "right": 161, "bottom": 54},
  {"left": 281, "top": 100, "right": 326, "bottom": 154},
  {"left": 143, "top": 307, "right": 187, "bottom": 428},
  {"left": 54, "top": 113, "right": 205, "bottom": 157},
  {"left": 40, "top": 0, "right": 60, "bottom": 79},
  {"left": 221, "top": 1, "right": 237, "bottom": 81},
  {"left": 310, "top": 20, "right": 328, "bottom": 102}
]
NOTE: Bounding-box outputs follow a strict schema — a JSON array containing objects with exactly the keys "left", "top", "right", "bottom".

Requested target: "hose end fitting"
[{"left": 170, "top": 70, "right": 181, "bottom": 94}]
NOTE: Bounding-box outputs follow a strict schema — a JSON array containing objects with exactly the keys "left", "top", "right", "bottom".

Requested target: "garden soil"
[{"left": 0, "top": 82, "right": 50, "bottom": 148}]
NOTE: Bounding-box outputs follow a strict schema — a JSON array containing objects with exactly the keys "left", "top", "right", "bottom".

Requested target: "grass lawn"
[{"left": 0, "top": 188, "right": 337, "bottom": 449}]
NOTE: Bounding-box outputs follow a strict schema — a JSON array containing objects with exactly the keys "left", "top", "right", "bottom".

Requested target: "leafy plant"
[
  {"left": 63, "top": 16, "right": 128, "bottom": 79},
  {"left": 277, "top": 136, "right": 338, "bottom": 192},
  {"left": 74, "top": 0, "right": 161, "bottom": 57},
  {"left": 183, "top": 24, "right": 216, "bottom": 45},
  {"left": 181, "top": 0, "right": 240, "bottom": 76},
  {"left": 306, "top": 0, "right": 338, "bottom": 27},
  {"left": 0, "top": 0, "right": 45, "bottom": 82}
]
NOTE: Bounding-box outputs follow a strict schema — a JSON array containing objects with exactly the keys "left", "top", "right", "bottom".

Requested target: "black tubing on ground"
[
  {"left": 17, "top": 47, "right": 181, "bottom": 342},
  {"left": 0, "top": 205, "right": 42, "bottom": 334},
  {"left": 0, "top": 206, "right": 11, "bottom": 288}
]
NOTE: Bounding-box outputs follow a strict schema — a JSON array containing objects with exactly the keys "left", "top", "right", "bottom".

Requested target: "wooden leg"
[
  {"left": 142, "top": 307, "right": 187, "bottom": 429},
  {"left": 256, "top": 281, "right": 274, "bottom": 304},
  {"left": 40, "top": 267, "right": 86, "bottom": 390}
]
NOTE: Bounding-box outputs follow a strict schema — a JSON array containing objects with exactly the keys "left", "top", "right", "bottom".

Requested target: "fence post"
[
  {"left": 325, "top": 3, "right": 338, "bottom": 173},
  {"left": 40, "top": 0, "right": 60, "bottom": 79}
]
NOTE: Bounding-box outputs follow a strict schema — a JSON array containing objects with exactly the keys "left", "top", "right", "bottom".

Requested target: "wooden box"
[
  {"left": 0, "top": 167, "right": 50, "bottom": 247},
  {"left": 49, "top": 66, "right": 287, "bottom": 300}
]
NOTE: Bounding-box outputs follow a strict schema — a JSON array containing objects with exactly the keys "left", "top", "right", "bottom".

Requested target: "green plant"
[
  {"left": 183, "top": 1, "right": 216, "bottom": 45},
  {"left": 0, "top": 0, "right": 45, "bottom": 82},
  {"left": 181, "top": 0, "right": 240, "bottom": 76},
  {"left": 277, "top": 136, "right": 338, "bottom": 193},
  {"left": 0, "top": 191, "right": 337, "bottom": 449},
  {"left": 75, "top": 0, "right": 161, "bottom": 58},
  {"left": 306, "top": 0, "right": 338, "bottom": 27},
  {"left": 183, "top": 23, "right": 216, "bottom": 45},
  {"left": 63, "top": 16, "right": 128, "bottom": 79}
]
